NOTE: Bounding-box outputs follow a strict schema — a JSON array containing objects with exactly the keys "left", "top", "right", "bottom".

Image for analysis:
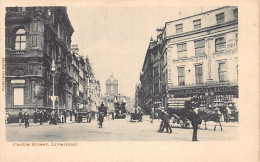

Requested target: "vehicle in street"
[
  {"left": 114, "top": 98, "right": 127, "bottom": 119},
  {"left": 76, "top": 109, "right": 92, "bottom": 123}
]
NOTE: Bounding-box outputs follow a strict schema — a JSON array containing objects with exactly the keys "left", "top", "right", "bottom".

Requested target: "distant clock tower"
[{"left": 105, "top": 74, "right": 118, "bottom": 96}]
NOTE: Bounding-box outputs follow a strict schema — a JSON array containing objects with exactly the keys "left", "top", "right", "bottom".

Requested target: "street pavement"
[{"left": 5, "top": 115, "right": 238, "bottom": 141}]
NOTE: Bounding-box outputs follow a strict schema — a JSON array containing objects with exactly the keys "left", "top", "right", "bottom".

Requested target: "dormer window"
[
  {"left": 193, "top": 19, "right": 201, "bottom": 29},
  {"left": 216, "top": 13, "right": 225, "bottom": 24},
  {"left": 176, "top": 24, "right": 183, "bottom": 33}
]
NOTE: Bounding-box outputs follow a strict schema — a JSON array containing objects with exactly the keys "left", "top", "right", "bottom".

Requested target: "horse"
[
  {"left": 168, "top": 107, "right": 201, "bottom": 141},
  {"left": 198, "top": 106, "right": 228, "bottom": 131}
]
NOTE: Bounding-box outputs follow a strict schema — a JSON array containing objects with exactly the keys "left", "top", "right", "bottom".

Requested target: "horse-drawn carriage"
[
  {"left": 167, "top": 98, "right": 196, "bottom": 128},
  {"left": 114, "top": 100, "right": 127, "bottom": 119},
  {"left": 76, "top": 109, "right": 92, "bottom": 123},
  {"left": 130, "top": 107, "right": 143, "bottom": 122}
]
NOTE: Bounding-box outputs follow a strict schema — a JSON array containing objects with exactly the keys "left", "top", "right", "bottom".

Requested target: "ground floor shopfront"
[{"left": 151, "top": 83, "right": 238, "bottom": 121}]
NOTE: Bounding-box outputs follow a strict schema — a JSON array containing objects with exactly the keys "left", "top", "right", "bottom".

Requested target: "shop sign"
[
  {"left": 172, "top": 55, "right": 207, "bottom": 64},
  {"left": 213, "top": 49, "right": 237, "bottom": 58},
  {"left": 11, "top": 79, "right": 25, "bottom": 84},
  {"left": 169, "top": 86, "right": 238, "bottom": 95}
]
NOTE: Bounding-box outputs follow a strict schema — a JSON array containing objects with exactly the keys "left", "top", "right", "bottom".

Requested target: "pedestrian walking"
[
  {"left": 70, "top": 109, "right": 73, "bottom": 121},
  {"left": 163, "top": 112, "right": 172, "bottom": 133},
  {"left": 55, "top": 111, "right": 60, "bottom": 123},
  {"left": 88, "top": 112, "right": 92, "bottom": 123},
  {"left": 74, "top": 110, "right": 78, "bottom": 122},
  {"left": 33, "top": 109, "right": 37, "bottom": 124},
  {"left": 111, "top": 111, "right": 114, "bottom": 120},
  {"left": 64, "top": 110, "right": 67, "bottom": 123},
  {"left": 24, "top": 112, "right": 29, "bottom": 128},
  {"left": 49, "top": 110, "right": 57, "bottom": 125},
  {"left": 98, "top": 112, "right": 104, "bottom": 128},
  {"left": 158, "top": 110, "right": 165, "bottom": 132},
  {"left": 38, "top": 110, "right": 43, "bottom": 125},
  {"left": 18, "top": 109, "right": 23, "bottom": 126},
  {"left": 151, "top": 108, "right": 154, "bottom": 124},
  {"left": 43, "top": 109, "right": 48, "bottom": 122},
  {"left": 60, "top": 111, "right": 64, "bottom": 123}
]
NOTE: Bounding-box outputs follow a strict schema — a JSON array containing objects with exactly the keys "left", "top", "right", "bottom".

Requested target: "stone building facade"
[
  {"left": 138, "top": 6, "right": 238, "bottom": 114},
  {"left": 5, "top": 7, "right": 101, "bottom": 120},
  {"left": 5, "top": 7, "right": 74, "bottom": 114}
]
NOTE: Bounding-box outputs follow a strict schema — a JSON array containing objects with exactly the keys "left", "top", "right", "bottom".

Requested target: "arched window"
[{"left": 15, "top": 29, "right": 26, "bottom": 50}]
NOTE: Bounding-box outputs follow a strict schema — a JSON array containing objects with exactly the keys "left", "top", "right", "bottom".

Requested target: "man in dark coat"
[
  {"left": 164, "top": 112, "right": 172, "bottom": 133},
  {"left": 24, "top": 112, "right": 29, "bottom": 128},
  {"left": 64, "top": 110, "right": 67, "bottom": 123},
  {"left": 186, "top": 96, "right": 201, "bottom": 141},
  {"left": 18, "top": 109, "right": 23, "bottom": 126},
  {"left": 43, "top": 109, "right": 48, "bottom": 122},
  {"left": 70, "top": 109, "right": 73, "bottom": 121},
  {"left": 38, "top": 110, "right": 43, "bottom": 125},
  {"left": 158, "top": 110, "right": 165, "bottom": 132},
  {"left": 98, "top": 113, "right": 104, "bottom": 128},
  {"left": 33, "top": 109, "right": 38, "bottom": 124},
  {"left": 49, "top": 110, "right": 57, "bottom": 125}
]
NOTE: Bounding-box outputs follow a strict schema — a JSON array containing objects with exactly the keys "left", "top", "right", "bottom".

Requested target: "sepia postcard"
[{"left": 0, "top": 0, "right": 259, "bottom": 162}]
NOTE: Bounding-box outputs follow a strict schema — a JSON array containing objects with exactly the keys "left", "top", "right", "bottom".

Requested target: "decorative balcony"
[{"left": 8, "top": 50, "right": 27, "bottom": 55}]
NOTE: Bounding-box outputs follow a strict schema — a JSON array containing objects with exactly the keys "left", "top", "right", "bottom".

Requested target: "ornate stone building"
[{"left": 5, "top": 7, "right": 74, "bottom": 116}]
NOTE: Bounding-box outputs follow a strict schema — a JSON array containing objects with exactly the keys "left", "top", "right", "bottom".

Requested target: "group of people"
[
  {"left": 12, "top": 109, "right": 70, "bottom": 128},
  {"left": 17, "top": 109, "right": 31, "bottom": 128},
  {"left": 49, "top": 110, "right": 67, "bottom": 125}
]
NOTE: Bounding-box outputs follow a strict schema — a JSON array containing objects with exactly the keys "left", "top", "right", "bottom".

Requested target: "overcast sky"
[{"left": 67, "top": 6, "right": 219, "bottom": 98}]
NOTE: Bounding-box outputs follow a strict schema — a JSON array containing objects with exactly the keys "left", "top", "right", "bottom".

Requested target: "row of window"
[
  {"left": 175, "top": 9, "right": 238, "bottom": 33},
  {"left": 176, "top": 37, "right": 232, "bottom": 58},
  {"left": 177, "top": 61, "right": 236, "bottom": 85}
]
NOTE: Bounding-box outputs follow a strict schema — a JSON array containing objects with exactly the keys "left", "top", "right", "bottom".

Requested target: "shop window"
[
  {"left": 193, "top": 19, "right": 201, "bottom": 29},
  {"left": 178, "top": 67, "right": 185, "bottom": 86},
  {"left": 177, "top": 43, "right": 187, "bottom": 58},
  {"left": 216, "top": 13, "right": 225, "bottom": 24},
  {"left": 194, "top": 39, "right": 205, "bottom": 56},
  {"left": 15, "top": 29, "right": 26, "bottom": 50},
  {"left": 218, "top": 62, "right": 227, "bottom": 82},
  {"left": 195, "top": 65, "right": 203, "bottom": 84},
  {"left": 176, "top": 24, "right": 183, "bottom": 33},
  {"left": 215, "top": 37, "right": 226, "bottom": 52}
]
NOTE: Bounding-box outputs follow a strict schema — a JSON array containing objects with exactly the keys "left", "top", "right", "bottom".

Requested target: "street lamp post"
[{"left": 51, "top": 59, "right": 56, "bottom": 112}]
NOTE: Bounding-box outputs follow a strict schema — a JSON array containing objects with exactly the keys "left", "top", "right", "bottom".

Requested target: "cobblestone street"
[{"left": 6, "top": 115, "right": 238, "bottom": 141}]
